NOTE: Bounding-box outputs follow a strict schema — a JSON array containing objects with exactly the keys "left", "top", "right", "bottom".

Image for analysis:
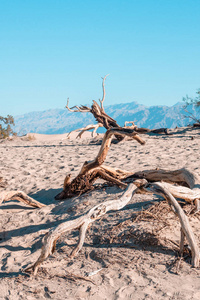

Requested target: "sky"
[{"left": 0, "top": 0, "right": 200, "bottom": 116}]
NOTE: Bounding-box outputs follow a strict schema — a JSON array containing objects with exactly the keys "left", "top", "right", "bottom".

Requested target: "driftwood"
[
  {"left": 25, "top": 183, "right": 141, "bottom": 275},
  {"left": 133, "top": 168, "right": 200, "bottom": 189},
  {"left": 1, "top": 127, "right": 200, "bottom": 274},
  {"left": 133, "top": 168, "right": 200, "bottom": 212},
  {"left": 55, "top": 128, "right": 145, "bottom": 200},
  {"left": 0, "top": 190, "right": 46, "bottom": 208},
  {"left": 66, "top": 76, "right": 172, "bottom": 139},
  {"left": 0, "top": 177, "right": 45, "bottom": 209},
  {"left": 25, "top": 178, "right": 199, "bottom": 275},
  {"left": 67, "top": 123, "right": 103, "bottom": 139},
  {"left": 0, "top": 177, "right": 46, "bottom": 208},
  {"left": 124, "top": 122, "right": 170, "bottom": 135},
  {"left": 145, "top": 182, "right": 199, "bottom": 267}
]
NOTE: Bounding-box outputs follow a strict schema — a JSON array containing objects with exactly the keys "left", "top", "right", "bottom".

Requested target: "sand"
[{"left": 0, "top": 128, "right": 200, "bottom": 300}]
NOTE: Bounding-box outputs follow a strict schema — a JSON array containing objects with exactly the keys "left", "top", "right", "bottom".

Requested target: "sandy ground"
[{"left": 0, "top": 128, "right": 200, "bottom": 300}]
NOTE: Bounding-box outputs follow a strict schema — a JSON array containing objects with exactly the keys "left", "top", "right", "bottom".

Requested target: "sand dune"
[{"left": 0, "top": 129, "right": 200, "bottom": 300}]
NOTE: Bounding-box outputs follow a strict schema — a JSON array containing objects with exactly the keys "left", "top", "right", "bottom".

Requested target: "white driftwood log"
[
  {"left": 25, "top": 181, "right": 145, "bottom": 275},
  {"left": 0, "top": 191, "right": 46, "bottom": 208}
]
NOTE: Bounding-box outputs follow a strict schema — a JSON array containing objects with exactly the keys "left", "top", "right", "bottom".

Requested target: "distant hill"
[{"left": 13, "top": 101, "right": 200, "bottom": 135}]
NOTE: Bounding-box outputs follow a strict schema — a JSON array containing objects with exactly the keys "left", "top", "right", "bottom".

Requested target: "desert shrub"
[
  {"left": 0, "top": 115, "right": 16, "bottom": 139},
  {"left": 182, "top": 89, "right": 200, "bottom": 125}
]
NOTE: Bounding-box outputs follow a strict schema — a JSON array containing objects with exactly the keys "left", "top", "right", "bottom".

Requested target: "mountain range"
[{"left": 13, "top": 101, "right": 200, "bottom": 135}]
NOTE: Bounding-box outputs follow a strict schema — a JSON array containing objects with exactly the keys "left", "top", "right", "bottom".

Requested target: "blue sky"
[{"left": 1, "top": 0, "right": 200, "bottom": 116}]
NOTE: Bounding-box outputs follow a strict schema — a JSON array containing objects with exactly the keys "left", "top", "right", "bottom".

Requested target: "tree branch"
[
  {"left": 99, "top": 74, "right": 109, "bottom": 112},
  {"left": 66, "top": 98, "right": 91, "bottom": 113}
]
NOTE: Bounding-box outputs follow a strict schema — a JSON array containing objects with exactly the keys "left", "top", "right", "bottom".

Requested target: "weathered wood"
[
  {"left": 26, "top": 177, "right": 200, "bottom": 275},
  {"left": 0, "top": 190, "right": 46, "bottom": 208},
  {"left": 25, "top": 181, "right": 145, "bottom": 275},
  {"left": 133, "top": 168, "right": 200, "bottom": 189},
  {"left": 55, "top": 128, "right": 145, "bottom": 200},
  {"left": 146, "top": 182, "right": 199, "bottom": 267},
  {"left": 67, "top": 123, "right": 103, "bottom": 139},
  {"left": 152, "top": 181, "right": 200, "bottom": 203},
  {"left": 66, "top": 76, "right": 127, "bottom": 141},
  {"left": 80, "top": 128, "right": 145, "bottom": 175}
]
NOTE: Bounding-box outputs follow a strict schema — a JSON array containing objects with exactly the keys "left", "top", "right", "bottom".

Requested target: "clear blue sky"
[{"left": 1, "top": 0, "right": 200, "bottom": 116}]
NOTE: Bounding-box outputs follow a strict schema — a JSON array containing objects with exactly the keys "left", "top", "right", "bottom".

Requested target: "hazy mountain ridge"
[{"left": 13, "top": 101, "right": 200, "bottom": 135}]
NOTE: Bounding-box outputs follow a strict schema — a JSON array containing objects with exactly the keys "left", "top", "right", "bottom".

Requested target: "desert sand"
[{"left": 0, "top": 128, "right": 200, "bottom": 300}]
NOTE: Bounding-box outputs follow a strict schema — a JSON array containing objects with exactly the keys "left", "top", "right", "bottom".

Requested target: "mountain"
[{"left": 13, "top": 101, "right": 200, "bottom": 135}]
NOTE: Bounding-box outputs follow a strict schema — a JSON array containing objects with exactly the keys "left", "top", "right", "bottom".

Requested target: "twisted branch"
[
  {"left": 66, "top": 98, "right": 91, "bottom": 113},
  {"left": 25, "top": 181, "right": 144, "bottom": 275}
]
